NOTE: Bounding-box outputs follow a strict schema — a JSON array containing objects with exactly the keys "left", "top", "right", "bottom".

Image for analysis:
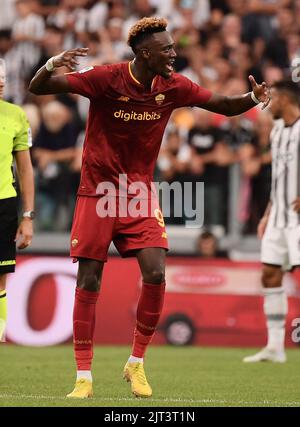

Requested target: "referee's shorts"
[{"left": 0, "top": 197, "right": 18, "bottom": 274}]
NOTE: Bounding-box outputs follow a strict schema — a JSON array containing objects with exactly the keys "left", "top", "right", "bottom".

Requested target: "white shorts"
[{"left": 261, "top": 222, "right": 300, "bottom": 267}]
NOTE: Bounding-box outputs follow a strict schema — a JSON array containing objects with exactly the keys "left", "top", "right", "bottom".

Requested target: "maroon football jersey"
[{"left": 66, "top": 62, "right": 212, "bottom": 198}]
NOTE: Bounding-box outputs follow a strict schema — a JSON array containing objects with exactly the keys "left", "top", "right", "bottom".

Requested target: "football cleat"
[
  {"left": 66, "top": 378, "right": 93, "bottom": 398},
  {"left": 243, "top": 347, "right": 287, "bottom": 363},
  {"left": 123, "top": 362, "right": 152, "bottom": 398}
]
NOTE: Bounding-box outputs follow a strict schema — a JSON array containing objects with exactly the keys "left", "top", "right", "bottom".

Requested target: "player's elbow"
[{"left": 28, "top": 80, "right": 41, "bottom": 94}]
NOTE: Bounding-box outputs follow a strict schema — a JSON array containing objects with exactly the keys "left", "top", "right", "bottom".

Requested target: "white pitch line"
[{"left": 0, "top": 394, "right": 300, "bottom": 406}]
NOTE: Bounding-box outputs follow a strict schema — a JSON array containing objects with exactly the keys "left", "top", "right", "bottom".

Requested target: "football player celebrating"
[{"left": 29, "top": 17, "right": 270, "bottom": 398}]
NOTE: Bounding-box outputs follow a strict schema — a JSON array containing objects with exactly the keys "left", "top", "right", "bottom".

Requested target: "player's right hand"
[
  {"left": 257, "top": 216, "right": 268, "bottom": 240},
  {"left": 52, "top": 48, "right": 89, "bottom": 71}
]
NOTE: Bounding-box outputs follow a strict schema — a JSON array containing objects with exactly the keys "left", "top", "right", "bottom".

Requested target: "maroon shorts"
[{"left": 70, "top": 196, "right": 169, "bottom": 262}]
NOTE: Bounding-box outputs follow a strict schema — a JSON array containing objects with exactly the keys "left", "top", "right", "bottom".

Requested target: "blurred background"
[{"left": 2, "top": 0, "right": 300, "bottom": 348}]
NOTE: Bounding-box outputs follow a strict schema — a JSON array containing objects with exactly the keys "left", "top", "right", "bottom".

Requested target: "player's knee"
[
  {"left": 262, "top": 266, "right": 282, "bottom": 288},
  {"left": 77, "top": 272, "right": 100, "bottom": 292},
  {"left": 143, "top": 269, "right": 165, "bottom": 284}
]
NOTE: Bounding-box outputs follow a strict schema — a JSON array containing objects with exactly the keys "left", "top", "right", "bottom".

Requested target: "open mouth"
[{"left": 165, "top": 60, "right": 175, "bottom": 73}]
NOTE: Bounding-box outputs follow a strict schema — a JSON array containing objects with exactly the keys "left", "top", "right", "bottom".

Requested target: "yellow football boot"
[
  {"left": 123, "top": 362, "right": 152, "bottom": 398},
  {"left": 66, "top": 378, "right": 93, "bottom": 398}
]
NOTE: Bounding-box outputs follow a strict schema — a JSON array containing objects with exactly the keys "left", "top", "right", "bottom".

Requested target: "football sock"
[
  {"left": 128, "top": 355, "right": 144, "bottom": 363},
  {"left": 73, "top": 287, "right": 99, "bottom": 371},
  {"left": 263, "top": 287, "right": 287, "bottom": 352},
  {"left": 131, "top": 281, "right": 165, "bottom": 358},
  {"left": 0, "top": 290, "right": 7, "bottom": 342},
  {"left": 76, "top": 370, "right": 92, "bottom": 382}
]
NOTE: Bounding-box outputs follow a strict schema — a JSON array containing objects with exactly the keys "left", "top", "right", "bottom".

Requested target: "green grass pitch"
[{"left": 0, "top": 345, "right": 299, "bottom": 407}]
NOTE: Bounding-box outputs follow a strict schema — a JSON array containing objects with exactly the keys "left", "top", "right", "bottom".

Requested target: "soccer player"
[
  {"left": 0, "top": 58, "right": 34, "bottom": 342},
  {"left": 244, "top": 80, "right": 300, "bottom": 363},
  {"left": 29, "top": 17, "right": 270, "bottom": 398}
]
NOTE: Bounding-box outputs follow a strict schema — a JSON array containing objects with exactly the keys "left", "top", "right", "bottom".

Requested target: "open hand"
[
  {"left": 249, "top": 75, "right": 271, "bottom": 110},
  {"left": 52, "top": 48, "right": 89, "bottom": 71}
]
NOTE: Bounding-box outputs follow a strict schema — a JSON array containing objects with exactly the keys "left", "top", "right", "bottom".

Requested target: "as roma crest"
[{"left": 155, "top": 93, "right": 165, "bottom": 105}]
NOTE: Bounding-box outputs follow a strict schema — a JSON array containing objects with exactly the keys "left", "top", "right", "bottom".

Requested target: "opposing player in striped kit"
[{"left": 244, "top": 80, "right": 300, "bottom": 363}]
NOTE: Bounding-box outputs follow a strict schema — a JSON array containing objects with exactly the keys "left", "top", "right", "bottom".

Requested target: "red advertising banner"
[{"left": 6, "top": 255, "right": 300, "bottom": 347}]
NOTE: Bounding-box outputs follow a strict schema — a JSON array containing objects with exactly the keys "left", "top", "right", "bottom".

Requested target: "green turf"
[{"left": 0, "top": 345, "right": 299, "bottom": 407}]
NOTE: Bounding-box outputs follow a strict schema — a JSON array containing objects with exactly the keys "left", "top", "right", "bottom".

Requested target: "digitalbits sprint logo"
[{"left": 291, "top": 318, "right": 300, "bottom": 343}]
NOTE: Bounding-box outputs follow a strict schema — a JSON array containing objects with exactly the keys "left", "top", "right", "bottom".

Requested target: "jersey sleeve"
[
  {"left": 13, "top": 108, "right": 32, "bottom": 151},
  {"left": 174, "top": 74, "right": 212, "bottom": 108},
  {"left": 65, "top": 65, "right": 110, "bottom": 99}
]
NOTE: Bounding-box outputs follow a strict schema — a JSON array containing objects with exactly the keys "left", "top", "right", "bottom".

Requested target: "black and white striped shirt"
[{"left": 270, "top": 117, "right": 300, "bottom": 228}]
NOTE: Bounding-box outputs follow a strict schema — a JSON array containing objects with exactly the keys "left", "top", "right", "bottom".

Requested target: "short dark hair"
[
  {"left": 199, "top": 231, "right": 216, "bottom": 240},
  {"left": 271, "top": 80, "right": 300, "bottom": 106},
  {"left": 0, "top": 29, "right": 11, "bottom": 39},
  {"left": 45, "top": 24, "right": 64, "bottom": 34},
  {"left": 127, "top": 17, "right": 168, "bottom": 53}
]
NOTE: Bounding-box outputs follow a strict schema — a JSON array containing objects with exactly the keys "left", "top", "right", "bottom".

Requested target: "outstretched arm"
[
  {"left": 199, "top": 75, "right": 271, "bottom": 116},
  {"left": 29, "top": 48, "right": 89, "bottom": 95}
]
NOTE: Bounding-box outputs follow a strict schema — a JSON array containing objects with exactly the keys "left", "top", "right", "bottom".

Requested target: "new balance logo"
[{"left": 118, "top": 96, "right": 130, "bottom": 102}]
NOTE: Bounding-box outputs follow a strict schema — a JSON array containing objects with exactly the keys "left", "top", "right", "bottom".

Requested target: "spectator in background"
[
  {"left": 0, "top": 29, "right": 24, "bottom": 104},
  {"left": 294, "top": 0, "right": 300, "bottom": 32},
  {"left": 0, "top": 0, "right": 17, "bottom": 31},
  {"left": 46, "top": 0, "right": 89, "bottom": 50},
  {"left": 221, "top": 13, "right": 242, "bottom": 52},
  {"left": 157, "top": 127, "right": 190, "bottom": 224},
  {"left": 87, "top": 0, "right": 109, "bottom": 33},
  {"left": 179, "top": 46, "right": 204, "bottom": 84},
  {"left": 123, "top": 0, "right": 157, "bottom": 37},
  {"left": 169, "top": 0, "right": 210, "bottom": 31},
  {"left": 264, "top": 7, "right": 295, "bottom": 70},
  {"left": 242, "top": 0, "right": 291, "bottom": 43},
  {"left": 32, "top": 100, "right": 79, "bottom": 230},
  {"left": 22, "top": 103, "right": 41, "bottom": 139},
  {"left": 31, "top": 24, "right": 65, "bottom": 79},
  {"left": 107, "top": 0, "right": 127, "bottom": 21},
  {"left": 35, "top": 0, "right": 60, "bottom": 18},
  {"left": 12, "top": 0, "right": 45, "bottom": 78},
  {"left": 286, "top": 32, "right": 300, "bottom": 67},
  {"left": 195, "top": 230, "right": 228, "bottom": 258},
  {"left": 262, "top": 64, "right": 284, "bottom": 85},
  {"left": 105, "top": 18, "right": 132, "bottom": 61},
  {"left": 187, "top": 108, "right": 234, "bottom": 228}
]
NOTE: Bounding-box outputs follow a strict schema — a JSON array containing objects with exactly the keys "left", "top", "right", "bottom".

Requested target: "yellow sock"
[{"left": 0, "top": 290, "right": 7, "bottom": 341}]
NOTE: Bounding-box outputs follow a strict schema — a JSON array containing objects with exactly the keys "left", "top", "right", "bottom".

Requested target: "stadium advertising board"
[{"left": 6, "top": 255, "right": 300, "bottom": 347}]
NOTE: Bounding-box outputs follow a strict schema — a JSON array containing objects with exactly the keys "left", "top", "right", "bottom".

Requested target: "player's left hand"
[
  {"left": 15, "top": 219, "right": 33, "bottom": 249},
  {"left": 292, "top": 197, "right": 300, "bottom": 213},
  {"left": 249, "top": 75, "right": 271, "bottom": 110}
]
